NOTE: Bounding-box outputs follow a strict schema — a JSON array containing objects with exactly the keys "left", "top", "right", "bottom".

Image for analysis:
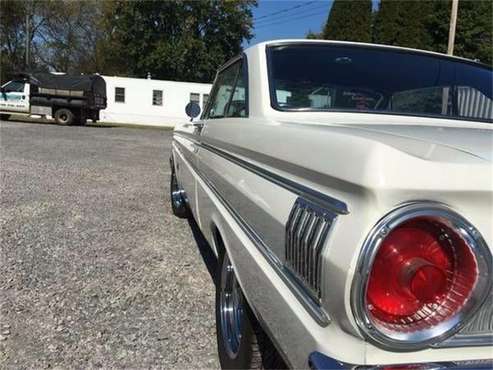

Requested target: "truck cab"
[{"left": 0, "top": 80, "right": 30, "bottom": 116}]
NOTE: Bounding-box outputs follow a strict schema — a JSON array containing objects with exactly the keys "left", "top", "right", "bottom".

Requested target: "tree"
[
  {"left": 0, "top": 0, "right": 255, "bottom": 83},
  {"left": 454, "top": 0, "right": 492, "bottom": 65},
  {"left": 0, "top": 0, "right": 31, "bottom": 82},
  {"left": 34, "top": 0, "right": 106, "bottom": 74},
  {"left": 0, "top": 0, "right": 105, "bottom": 82},
  {"left": 373, "top": 0, "right": 492, "bottom": 66},
  {"left": 374, "top": 1, "right": 434, "bottom": 49},
  {"left": 322, "top": 0, "right": 372, "bottom": 42},
  {"left": 101, "top": 0, "right": 256, "bottom": 82},
  {"left": 306, "top": 30, "right": 322, "bottom": 39},
  {"left": 425, "top": 0, "right": 492, "bottom": 65}
]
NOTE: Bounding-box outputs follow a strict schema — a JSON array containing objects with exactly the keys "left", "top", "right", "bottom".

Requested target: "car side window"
[
  {"left": 226, "top": 61, "right": 247, "bottom": 118},
  {"left": 454, "top": 63, "right": 493, "bottom": 120},
  {"left": 391, "top": 86, "right": 453, "bottom": 116},
  {"left": 207, "top": 61, "right": 241, "bottom": 119}
]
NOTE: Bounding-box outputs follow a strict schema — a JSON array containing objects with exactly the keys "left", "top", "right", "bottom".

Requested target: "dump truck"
[{"left": 0, "top": 72, "right": 107, "bottom": 125}]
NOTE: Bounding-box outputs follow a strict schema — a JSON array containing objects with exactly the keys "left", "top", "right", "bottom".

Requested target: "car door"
[
  {"left": 0, "top": 80, "right": 30, "bottom": 113},
  {"left": 172, "top": 66, "right": 239, "bottom": 222},
  {"left": 193, "top": 57, "right": 248, "bottom": 238},
  {"left": 193, "top": 56, "right": 274, "bottom": 246}
]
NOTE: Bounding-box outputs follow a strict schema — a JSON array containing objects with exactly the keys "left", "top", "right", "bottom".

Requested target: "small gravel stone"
[{"left": 0, "top": 120, "right": 219, "bottom": 368}]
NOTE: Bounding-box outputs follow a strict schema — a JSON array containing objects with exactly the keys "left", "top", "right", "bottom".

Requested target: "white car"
[{"left": 170, "top": 40, "right": 493, "bottom": 369}]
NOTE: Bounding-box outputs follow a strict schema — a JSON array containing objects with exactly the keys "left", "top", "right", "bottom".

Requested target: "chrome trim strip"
[
  {"left": 173, "top": 131, "right": 349, "bottom": 215},
  {"left": 351, "top": 202, "right": 493, "bottom": 351},
  {"left": 173, "top": 140, "right": 331, "bottom": 326},
  {"left": 437, "top": 333, "right": 493, "bottom": 348},
  {"left": 308, "top": 351, "right": 493, "bottom": 370}
]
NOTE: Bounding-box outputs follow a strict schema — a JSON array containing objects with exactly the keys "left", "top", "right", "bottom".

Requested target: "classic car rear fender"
[
  {"left": 172, "top": 134, "right": 492, "bottom": 367},
  {"left": 173, "top": 141, "right": 366, "bottom": 368}
]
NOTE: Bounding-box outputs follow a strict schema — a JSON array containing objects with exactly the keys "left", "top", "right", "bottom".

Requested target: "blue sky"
[{"left": 246, "top": 0, "right": 379, "bottom": 46}]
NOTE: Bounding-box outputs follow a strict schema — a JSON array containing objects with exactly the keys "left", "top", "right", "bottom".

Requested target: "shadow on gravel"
[
  {"left": 3, "top": 117, "right": 172, "bottom": 130},
  {"left": 4, "top": 117, "right": 117, "bottom": 128},
  {"left": 188, "top": 217, "right": 218, "bottom": 286}
]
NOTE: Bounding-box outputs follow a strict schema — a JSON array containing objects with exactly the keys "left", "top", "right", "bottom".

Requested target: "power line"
[
  {"left": 254, "top": 1, "right": 317, "bottom": 21},
  {"left": 255, "top": 3, "right": 328, "bottom": 26},
  {"left": 255, "top": 9, "right": 326, "bottom": 30}
]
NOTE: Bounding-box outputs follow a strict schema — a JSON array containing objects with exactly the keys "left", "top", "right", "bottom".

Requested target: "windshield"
[
  {"left": 2, "top": 80, "right": 25, "bottom": 93},
  {"left": 268, "top": 44, "right": 493, "bottom": 122}
]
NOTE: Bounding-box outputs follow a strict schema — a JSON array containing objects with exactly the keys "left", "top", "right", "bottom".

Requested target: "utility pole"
[
  {"left": 447, "top": 0, "right": 459, "bottom": 55},
  {"left": 442, "top": 0, "right": 459, "bottom": 115},
  {"left": 25, "top": 5, "right": 30, "bottom": 70}
]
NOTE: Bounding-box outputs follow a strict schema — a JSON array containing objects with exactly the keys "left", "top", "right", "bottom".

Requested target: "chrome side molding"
[{"left": 174, "top": 132, "right": 349, "bottom": 216}]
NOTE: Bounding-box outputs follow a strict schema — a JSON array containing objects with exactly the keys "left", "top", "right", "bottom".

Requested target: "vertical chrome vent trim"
[{"left": 285, "top": 197, "right": 337, "bottom": 301}]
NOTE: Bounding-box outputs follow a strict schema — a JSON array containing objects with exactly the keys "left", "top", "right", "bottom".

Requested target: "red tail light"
[
  {"left": 351, "top": 203, "right": 492, "bottom": 349},
  {"left": 366, "top": 218, "right": 478, "bottom": 331}
]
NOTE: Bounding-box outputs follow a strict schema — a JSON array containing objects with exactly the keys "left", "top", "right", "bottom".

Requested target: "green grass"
[
  {"left": 4, "top": 114, "right": 174, "bottom": 130},
  {"left": 89, "top": 121, "right": 174, "bottom": 130}
]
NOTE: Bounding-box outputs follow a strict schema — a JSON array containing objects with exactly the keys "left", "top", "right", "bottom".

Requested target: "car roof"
[{"left": 246, "top": 39, "right": 487, "bottom": 67}]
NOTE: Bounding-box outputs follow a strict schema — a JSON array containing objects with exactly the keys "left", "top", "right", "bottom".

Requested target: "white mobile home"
[{"left": 100, "top": 76, "right": 212, "bottom": 127}]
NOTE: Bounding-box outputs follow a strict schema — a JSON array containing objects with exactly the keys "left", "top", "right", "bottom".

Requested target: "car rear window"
[{"left": 268, "top": 44, "right": 493, "bottom": 122}]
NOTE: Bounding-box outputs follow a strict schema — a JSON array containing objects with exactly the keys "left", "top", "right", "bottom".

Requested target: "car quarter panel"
[
  {"left": 185, "top": 115, "right": 492, "bottom": 364},
  {"left": 173, "top": 132, "right": 368, "bottom": 368},
  {"left": 173, "top": 115, "right": 493, "bottom": 366}
]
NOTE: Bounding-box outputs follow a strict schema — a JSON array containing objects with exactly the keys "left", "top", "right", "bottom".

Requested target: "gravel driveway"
[{"left": 0, "top": 120, "right": 219, "bottom": 368}]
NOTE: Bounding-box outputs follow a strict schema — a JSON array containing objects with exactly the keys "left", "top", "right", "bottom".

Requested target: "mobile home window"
[
  {"left": 153, "top": 90, "right": 163, "bottom": 106},
  {"left": 115, "top": 87, "right": 125, "bottom": 103},
  {"left": 190, "top": 93, "right": 200, "bottom": 104}
]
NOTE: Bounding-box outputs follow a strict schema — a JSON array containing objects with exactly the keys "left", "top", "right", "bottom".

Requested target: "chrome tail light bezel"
[{"left": 351, "top": 202, "right": 492, "bottom": 351}]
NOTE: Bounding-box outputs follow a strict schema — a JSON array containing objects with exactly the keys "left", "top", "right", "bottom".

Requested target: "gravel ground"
[{"left": 0, "top": 120, "right": 219, "bottom": 368}]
